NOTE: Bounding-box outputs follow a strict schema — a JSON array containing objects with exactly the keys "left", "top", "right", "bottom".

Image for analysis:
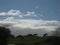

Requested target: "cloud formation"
[
  {"left": 7, "top": 9, "right": 21, "bottom": 15},
  {"left": 0, "top": 9, "right": 37, "bottom": 18},
  {"left": 0, "top": 9, "right": 60, "bottom": 36},
  {"left": 0, "top": 17, "right": 60, "bottom": 36},
  {"left": 0, "top": 12, "right": 6, "bottom": 16}
]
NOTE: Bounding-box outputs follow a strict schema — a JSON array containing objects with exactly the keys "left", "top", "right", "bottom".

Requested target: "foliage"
[
  {"left": 0, "top": 27, "right": 60, "bottom": 45},
  {"left": 0, "top": 27, "right": 11, "bottom": 45},
  {"left": 7, "top": 34, "right": 60, "bottom": 45}
]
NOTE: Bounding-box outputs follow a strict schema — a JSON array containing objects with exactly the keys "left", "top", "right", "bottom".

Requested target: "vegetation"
[
  {"left": 7, "top": 33, "right": 60, "bottom": 45},
  {"left": 0, "top": 27, "right": 60, "bottom": 45},
  {"left": 0, "top": 27, "right": 10, "bottom": 45}
]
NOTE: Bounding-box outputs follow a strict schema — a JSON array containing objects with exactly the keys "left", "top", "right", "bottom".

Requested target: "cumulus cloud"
[
  {"left": 11, "top": 19, "right": 59, "bottom": 29},
  {"left": 7, "top": 9, "right": 22, "bottom": 15},
  {"left": 24, "top": 11, "right": 37, "bottom": 16},
  {"left": 0, "top": 17, "right": 60, "bottom": 29},
  {"left": 4, "top": 17, "right": 14, "bottom": 21},
  {"left": 0, "top": 12, "right": 6, "bottom": 16},
  {"left": 0, "top": 9, "right": 37, "bottom": 18},
  {"left": 0, "top": 17, "right": 60, "bottom": 36},
  {"left": 0, "top": 9, "right": 60, "bottom": 36}
]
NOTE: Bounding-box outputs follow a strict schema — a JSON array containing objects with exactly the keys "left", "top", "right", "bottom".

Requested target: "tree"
[
  {"left": 16, "top": 35, "right": 24, "bottom": 39},
  {"left": 43, "top": 33, "right": 48, "bottom": 37},
  {"left": 34, "top": 34, "right": 37, "bottom": 36},
  {"left": 9, "top": 34, "right": 15, "bottom": 38},
  {"left": 0, "top": 27, "right": 10, "bottom": 45},
  {"left": 26, "top": 34, "right": 33, "bottom": 37}
]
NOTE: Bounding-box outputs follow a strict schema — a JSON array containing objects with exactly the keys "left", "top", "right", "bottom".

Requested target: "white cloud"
[
  {"left": 0, "top": 9, "right": 38, "bottom": 18},
  {"left": 24, "top": 11, "right": 36, "bottom": 16},
  {"left": 0, "top": 12, "right": 6, "bottom": 16},
  {"left": 11, "top": 19, "right": 59, "bottom": 31},
  {"left": 0, "top": 17, "right": 60, "bottom": 31},
  {"left": 7, "top": 9, "right": 22, "bottom": 15},
  {"left": 0, "top": 17, "right": 60, "bottom": 36},
  {"left": 0, "top": 9, "right": 60, "bottom": 36},
  {"left": 4, "top": 17, "right": 14, "bottom": 21}
]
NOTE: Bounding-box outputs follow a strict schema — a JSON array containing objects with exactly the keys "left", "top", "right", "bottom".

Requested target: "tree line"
[{"left": 0, "top": 27, "right": 60, "bottom": 45}]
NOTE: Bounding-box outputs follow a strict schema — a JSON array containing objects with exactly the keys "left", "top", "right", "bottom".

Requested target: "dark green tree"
[
  {"left": 0, "top": 27, "right": 10, "bottom": 45},
  {"left": 16, "top": 35, "right": 24, "bottom": 39},
  {"left": 43, "top": 33, "right": 48, "bottom": 37},
  {"left": 34, "top": 34, "right": 37, "bottom": 36},
  {"left": 26, "top": 34, "right": 33, "bottom": 37}
]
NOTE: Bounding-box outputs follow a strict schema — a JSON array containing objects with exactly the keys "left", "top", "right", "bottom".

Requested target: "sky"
[{"left": 0, "top": 0, "right": 60, "bottom": 36}]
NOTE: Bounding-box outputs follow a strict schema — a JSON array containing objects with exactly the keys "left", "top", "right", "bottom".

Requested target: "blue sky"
[
  {"left": 0, "top": 0, "right": 60, "bottom": 36},
  {"left": 0, "top": 0, "right": 60, "bottom": 20}
]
